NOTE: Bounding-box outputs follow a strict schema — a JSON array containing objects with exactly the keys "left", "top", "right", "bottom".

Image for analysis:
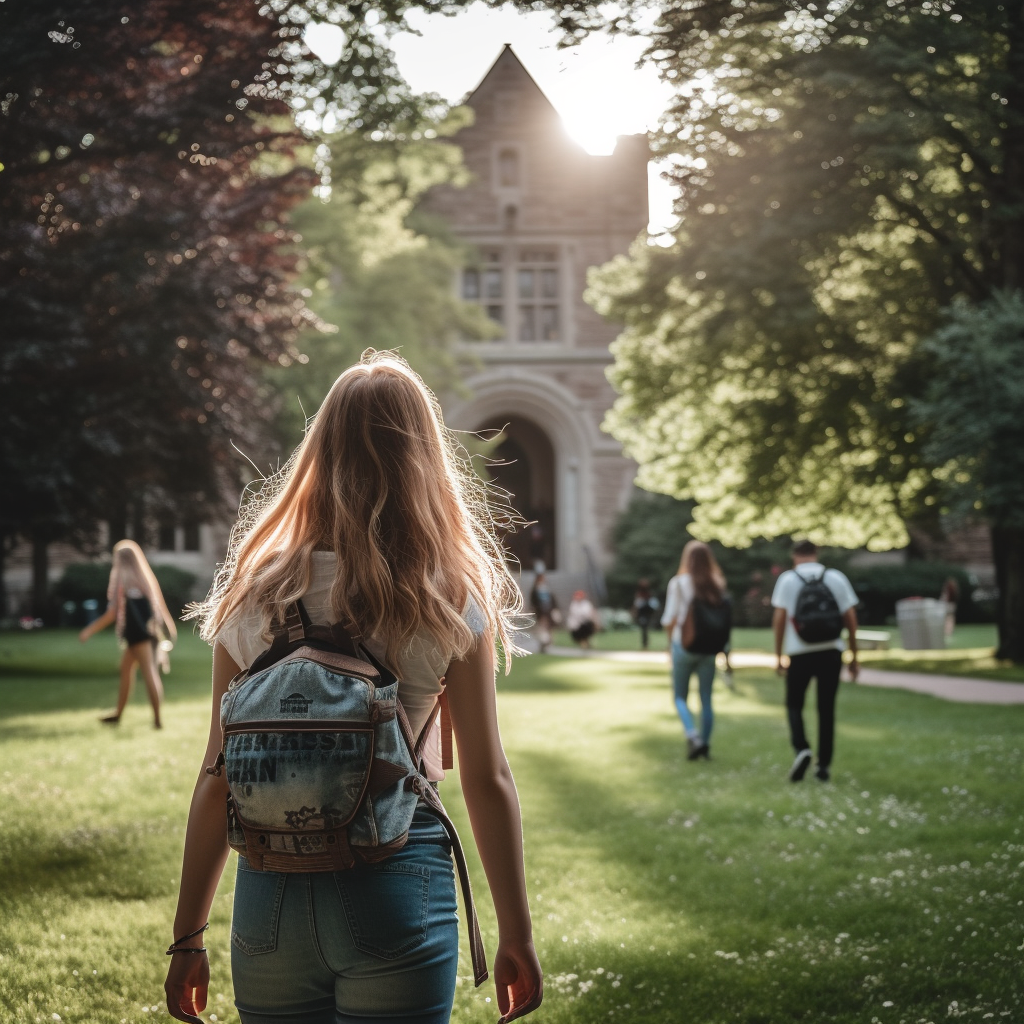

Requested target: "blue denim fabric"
[
  {"left": 671, "top": 642, "right": 716, "bottom": 743},
  {"left": 231, "top": 808, "right": 459, "bottom": 1023}
]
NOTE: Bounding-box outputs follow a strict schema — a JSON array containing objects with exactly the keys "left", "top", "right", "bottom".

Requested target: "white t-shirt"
[
  {"left": 215, "top": 551, "right": 485, "bottom": 741},
  {"left": 660, "top": 574, "right": 695, "bottom": 646},
  {"left": 771, "top": 563, "right": 858, "bottom": 656}
]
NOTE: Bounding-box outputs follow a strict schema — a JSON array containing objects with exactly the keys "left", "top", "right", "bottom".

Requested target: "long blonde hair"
[
  {"left": 193, "top": 349, "right": 522, "bottom": 670},
  {"left": 109, "top": 539, "right": 178, "bottom": 643},
  {"left": 678, "top": 540, "right": 727, "bottom": 605}
]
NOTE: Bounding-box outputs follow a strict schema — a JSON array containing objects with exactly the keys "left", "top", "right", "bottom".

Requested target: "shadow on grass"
[{"left": 497, "top": 656, "right": 601, "bottom": 693}]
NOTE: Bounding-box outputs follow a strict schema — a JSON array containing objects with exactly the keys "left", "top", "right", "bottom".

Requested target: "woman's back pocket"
[{"left": 334, "top": 862, "right": 429, "bottom": 959}]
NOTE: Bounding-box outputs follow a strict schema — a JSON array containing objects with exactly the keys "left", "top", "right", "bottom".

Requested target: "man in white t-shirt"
[{"left": 771, "top": 540, "right": 860, "bottom": 783}]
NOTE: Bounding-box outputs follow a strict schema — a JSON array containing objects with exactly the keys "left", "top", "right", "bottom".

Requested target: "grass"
[
  {"left": 1, "top": 629, "right": 1023, "bottom": 1023},
  {"left": 552, "top": 625, "right": 1024, "bottom": 683}
]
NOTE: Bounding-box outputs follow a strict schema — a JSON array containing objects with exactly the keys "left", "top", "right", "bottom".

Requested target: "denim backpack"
[{"left": 206, "top": 600, "right": 488, "bottom": 985}]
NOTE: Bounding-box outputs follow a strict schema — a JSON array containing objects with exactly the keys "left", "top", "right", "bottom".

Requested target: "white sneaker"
[{"left": 789, "top": 749, "right": 813, "bottom": 782}]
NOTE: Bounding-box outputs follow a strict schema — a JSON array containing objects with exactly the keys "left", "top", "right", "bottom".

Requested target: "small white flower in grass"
[
  {"left": 52, "top": 1015, "right": 62, "bottom": 1022},
  {"left": 883, "top": 1001, "right": 894, "bottom": 1007},
  {"left": 485, "top": 997, "right": 491, "bottom": 1003},
  {"left": 210, "top": 1016, "right": 218, "bottom": 1022}
]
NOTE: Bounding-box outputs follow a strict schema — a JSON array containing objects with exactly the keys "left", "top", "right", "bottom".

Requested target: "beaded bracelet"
[{"left": 166, "top": 922, "right": 209, "bottom": 955}]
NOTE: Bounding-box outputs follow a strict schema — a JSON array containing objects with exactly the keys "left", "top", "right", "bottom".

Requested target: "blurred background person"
[
  {"left": 566, "top": 589, "right": 599, "bottom": 649},
  {"left": 631, "top": 577, "right": 659, "bottom": 651},
  {"left": 662, "top": 540, "right": 731, "bottom": 760},
  {"left": 530, "top": 571, "right": 559, "bottom": 653},
  {"left": 79, "top": 539, "right": 177, "bottom": 728}
]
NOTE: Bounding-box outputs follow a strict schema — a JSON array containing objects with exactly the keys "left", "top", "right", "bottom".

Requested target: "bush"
[
  {"left": 55, "top": 562, "right": 197, "bottom": 619},
  {"left": 844, "top": 562, "right": 988, "bottom": 625}
]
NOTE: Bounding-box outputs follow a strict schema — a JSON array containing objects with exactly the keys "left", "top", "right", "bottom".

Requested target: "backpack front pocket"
[{"left": 224, "top": 721, "right": 374, "bottom": 833}]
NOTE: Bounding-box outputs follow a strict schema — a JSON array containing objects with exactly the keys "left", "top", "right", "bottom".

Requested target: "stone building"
[{"left": 424, "top": 45, "right": 648, "bottom": 600}]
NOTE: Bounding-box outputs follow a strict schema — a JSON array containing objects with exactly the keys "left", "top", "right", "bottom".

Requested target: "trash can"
[{"left": 895, "top": 597, "right": 947, "bottom": 650}]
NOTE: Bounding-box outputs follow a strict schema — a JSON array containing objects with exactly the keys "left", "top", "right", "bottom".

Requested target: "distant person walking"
[
  {"left": 566, "top": 590, "right": 599, "bottom": 649},
  {"left": 771, "top": 540, "right": 859, "bottom": 782},
  {"left": 661, "top": 541, "right": 732, "bottom": 760},
  {"left": 632, "top": 578, "right": 659, "bottom": 651},
  {"left": 530, "top": 572, "right": 559, "bottom": 653},
  {"left": 78, "top": 539, "right": 177, "bottom": 728}
]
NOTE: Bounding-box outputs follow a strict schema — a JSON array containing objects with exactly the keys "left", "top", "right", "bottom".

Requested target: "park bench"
[{"left": 855, "top": 628, "right": 891, "bottom": 650}]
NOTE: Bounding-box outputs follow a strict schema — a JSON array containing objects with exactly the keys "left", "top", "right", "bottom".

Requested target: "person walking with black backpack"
[
  {"left": 164, "top": 351, "right": 541, "bottom": 1024},
  {"left": 771, "top": 540, "right": 860, "bottom": 783},
  {"left": 661, "top": 541, "right": 732, "bottom": 760}
]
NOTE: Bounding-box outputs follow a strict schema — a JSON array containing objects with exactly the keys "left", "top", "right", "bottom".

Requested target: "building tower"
[{"left": 424, "top": 45, "right": 649, "bottom": 599}]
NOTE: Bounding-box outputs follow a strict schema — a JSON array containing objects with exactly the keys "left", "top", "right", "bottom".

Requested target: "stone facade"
[{"left": 424, "top": 45, "right": 648, "bottom": 599}]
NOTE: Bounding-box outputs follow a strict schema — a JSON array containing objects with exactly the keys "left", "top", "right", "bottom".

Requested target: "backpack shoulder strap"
[{"left": 418, "top": 781, "right": 489, "bottom": 986}]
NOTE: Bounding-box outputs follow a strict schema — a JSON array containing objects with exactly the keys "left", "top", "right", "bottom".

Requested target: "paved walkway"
[{"left": 535, "top": 644, "right": 1024, "bottom": 706}]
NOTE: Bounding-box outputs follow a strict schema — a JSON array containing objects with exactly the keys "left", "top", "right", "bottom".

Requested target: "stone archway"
[{"left": 477, "top": 415, "right": 557, "bottom": 571}]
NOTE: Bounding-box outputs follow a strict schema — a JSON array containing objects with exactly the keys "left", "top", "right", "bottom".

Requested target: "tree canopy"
[
  {"left": 271, "top": 114, "right": 496, "bottom": 446},
  {"left": 0, "top": 0, "right": 482, "bottom": 593},
  {"left": 583, "top": 0, "right": 1024, "bottom": 654}
]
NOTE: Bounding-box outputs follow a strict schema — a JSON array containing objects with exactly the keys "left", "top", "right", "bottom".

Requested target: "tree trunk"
[
  {"left": 0, "top": 536, "right": 8, "bottom": 621},
  {"left": 992, "top": 524, "right": 1024, "bottom": 663},
  {"left": 31, "top": 529, "right": 50, "bottom": 621}
]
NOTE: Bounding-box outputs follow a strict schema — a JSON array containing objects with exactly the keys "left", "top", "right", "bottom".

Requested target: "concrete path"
[{"left": 532, "top": 643, "right": 1024, "bottom": 706}]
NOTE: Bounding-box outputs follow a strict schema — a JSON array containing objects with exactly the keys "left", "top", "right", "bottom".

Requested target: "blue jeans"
[
  {"left": 231, "top": 809, "right": 459, "bottom": 1023},
  {"left": 671, "top": 642, "right": 716, "bottom": 743}
]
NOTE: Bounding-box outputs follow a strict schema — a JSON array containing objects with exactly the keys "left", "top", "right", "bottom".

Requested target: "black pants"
[{"left": 785, "top": 649, "right": 842, "bottom": 769}]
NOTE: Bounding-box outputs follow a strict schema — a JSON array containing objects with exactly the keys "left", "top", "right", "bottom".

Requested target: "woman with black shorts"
[{"left": 79, "top": 538, "right": 178, "bottom": 727}]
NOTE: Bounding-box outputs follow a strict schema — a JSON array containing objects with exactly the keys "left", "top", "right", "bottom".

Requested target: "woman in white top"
[
  {"left": 164, "top": 351, "right": 542, "bottom": 1024},
  {"left": 79, "top": 538, "right": 177, "bottom": 728},
  {"left": 660, "top": 540, "right": 728, "bottom": 760}
]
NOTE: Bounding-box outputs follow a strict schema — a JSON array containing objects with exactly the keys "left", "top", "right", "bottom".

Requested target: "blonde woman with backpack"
[
  {"left": 164, "top": 351, "right": 542, "bottom": 1024},
  {"left": 79, "top": 538, "right": 177, "bottom": 728}
]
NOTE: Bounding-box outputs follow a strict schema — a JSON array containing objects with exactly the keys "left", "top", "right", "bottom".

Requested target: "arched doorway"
[{"left": 477, "top": 415, "right": 557, "bottom": 571}]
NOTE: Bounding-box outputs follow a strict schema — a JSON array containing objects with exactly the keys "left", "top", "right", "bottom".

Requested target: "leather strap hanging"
[{"left": 438, "top": 690, "right": 453, "bottom": 772}]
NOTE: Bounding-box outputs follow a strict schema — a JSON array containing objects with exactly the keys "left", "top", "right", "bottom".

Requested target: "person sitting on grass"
[
  {"left": 566, "top": 590, "right": 599, "bottom": 649},
  {"left": 79, "top": 538, "right": 177, "bottom": 729}
]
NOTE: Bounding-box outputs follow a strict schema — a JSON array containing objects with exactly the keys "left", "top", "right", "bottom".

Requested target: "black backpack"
[
  {"left": 683, "top": 595, "right": 732, "bottom": 654},
  {"left": 792, "top": 568, "right": 844, "bottom": 643}
]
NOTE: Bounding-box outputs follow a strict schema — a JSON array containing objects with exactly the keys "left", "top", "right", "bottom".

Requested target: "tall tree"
[
  {"left": 271, "top": 114, "right": 496, "bottom": 445},
  {"left": 583, "top": 0, "right": 1024, "bottom": 658},
  {"left": 0, "top": 0, "right": 472, "bottom": 613}
]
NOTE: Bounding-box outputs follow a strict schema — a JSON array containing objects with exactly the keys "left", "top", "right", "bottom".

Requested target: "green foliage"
[
  {"left": 844, "top": 562, "right": 980, "bottom": 626},
  {"left": 913, "top": 292, "right": 1024, "bottom": 529},
  {"left": 591, "top": 0, "right": 1022, "bottom": 550},
  {"left": 604, "top": 492, "right": 696, "bottom": 608},
  {"left": 270, "top": 116, "right": 494, "bottom": 444},
  {"left": 2, "top": 631, "right": 1023, "bottom": 1022},
  {"left": 55, "top": 562, "right": 196, "bottom": 619}
]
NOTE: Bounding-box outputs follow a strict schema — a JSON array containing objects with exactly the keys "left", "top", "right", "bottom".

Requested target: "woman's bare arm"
[
  {"left": 79, "top": 605, "right": 116, "bottom": 641},
  {"left": 445, "top": 637, "right": 542, "bottom": 1023},
  {"left": 164, "top": 642, "right": 239, "bottom": 1024}
]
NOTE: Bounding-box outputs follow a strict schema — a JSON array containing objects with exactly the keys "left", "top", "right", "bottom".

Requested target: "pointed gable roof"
[{"left": 464, "top": 43, "right": 560, "bottom": 122}]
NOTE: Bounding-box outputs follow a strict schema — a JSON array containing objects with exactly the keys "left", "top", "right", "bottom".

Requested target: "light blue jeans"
[
  {"left": 671, "top": 642, "right": 716, "bottom": 743},
  {"left": 231, "top": 809, "right": 459, "bottom": 1023}
]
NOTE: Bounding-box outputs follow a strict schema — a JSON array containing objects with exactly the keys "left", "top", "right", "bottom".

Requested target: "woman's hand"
[
  {"left": 78, "top": 626, "right": 91, "bottom": 643},
  {"left": 164, "top": 950, "right": 210, "bottom": 1023},
  {"left": 494, "top": 939, "right": 543, "bottom": 1023}
]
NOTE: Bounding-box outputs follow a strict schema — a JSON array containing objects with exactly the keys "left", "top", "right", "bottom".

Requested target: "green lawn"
[
  {"left": 1, "top": 629, "right": 1022, "bottom": 1023},
  {"left": 552, "top": 624, "right": 1024, "bottom": 683}
]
